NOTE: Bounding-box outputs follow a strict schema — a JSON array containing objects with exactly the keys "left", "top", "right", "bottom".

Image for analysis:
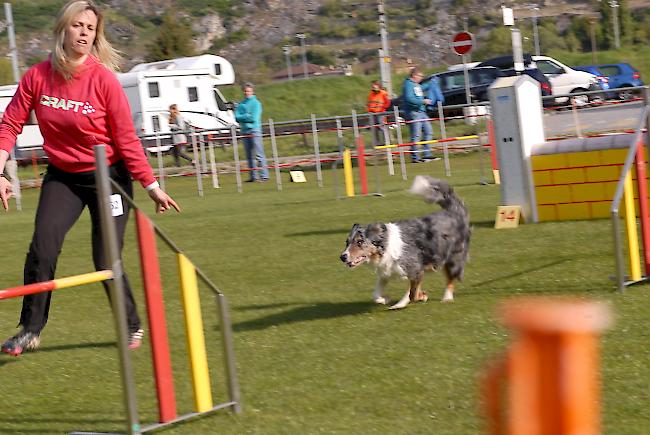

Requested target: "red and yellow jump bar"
[{"left": 0, "top": 270, "right": 114, "bottom": 300}]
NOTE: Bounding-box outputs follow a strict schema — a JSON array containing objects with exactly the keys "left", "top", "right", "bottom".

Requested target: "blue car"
[{"left": 573, "top": 63, "right": 643, "bottom": 100}]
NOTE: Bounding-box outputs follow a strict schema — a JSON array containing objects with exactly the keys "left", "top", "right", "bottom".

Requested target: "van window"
[
  {"left": 188, "top": 87, "right": 198, "bottom": 102},
  {"left": 148, "top": 82, "right": 160, "bottom": 98},
  {"left": 152, "top": 115, "right": 160, "bottom": 132},
  {"left": 214, "top": 89, "right": 226, "bottom": 111},
  {"left": 214, "top": 63, "right": 222, "bottom": 75}
]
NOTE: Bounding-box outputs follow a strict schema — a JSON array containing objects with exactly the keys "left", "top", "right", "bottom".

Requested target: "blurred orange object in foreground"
[{"left": 482, "top": 298, "right": 613, "bottom": 435}]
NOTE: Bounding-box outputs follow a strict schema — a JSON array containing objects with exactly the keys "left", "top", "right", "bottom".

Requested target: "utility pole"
[
  {"left": 377, "top": 0, "right": 393, "bottom": 97},
  {"left": 589, "top": 16, "right": 598, "bottom": 62},
  {"left": 296, "top": 33, "right": 308, "bottom": 79},
  {"left": 609, "top": 0, "right": 620, "bottom": 49},
  {"left": 282, "top": 45, "right": 293, "bottom": 81},
  {"left": 4, "top": 3, "right": 20, "bottom": 83},
  {"left": 532, "top": 6, "right": 540, "bottom": 56}
]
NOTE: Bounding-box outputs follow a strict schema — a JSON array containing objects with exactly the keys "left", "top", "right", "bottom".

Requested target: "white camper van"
[
  {"left": 0, "top": 55, "right": 238, "bottom": 157},
  {"left": 117, "top": 54, "right": 237, "bottom": 141},
  {"left": 0, "top": 84, "right": 44, "bottom": 160}
]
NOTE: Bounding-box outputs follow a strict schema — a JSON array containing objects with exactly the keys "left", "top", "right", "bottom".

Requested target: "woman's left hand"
[{"left": 147, "top": 187, "right": 181, "bottom": 214}]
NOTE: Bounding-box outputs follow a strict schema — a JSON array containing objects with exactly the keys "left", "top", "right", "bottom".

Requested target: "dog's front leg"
[
  {"left": 389, "top": 279, "right": 419, "bottom": 310},
  {"left": 373, "top": 276, "right": 390, "bottom": 305}
]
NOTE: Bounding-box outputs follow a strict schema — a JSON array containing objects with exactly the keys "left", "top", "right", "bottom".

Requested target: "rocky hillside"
[{"left": 2, "top": 0, "right": 650, "bottom": 82}]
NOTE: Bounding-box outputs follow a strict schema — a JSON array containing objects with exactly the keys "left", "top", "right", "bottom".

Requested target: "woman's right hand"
[
  {"left": 0, "top": 176, "right": 13, "bottom": 211},
  {"left": 147, "top": 187, "right": 181, "bottom": 214}
]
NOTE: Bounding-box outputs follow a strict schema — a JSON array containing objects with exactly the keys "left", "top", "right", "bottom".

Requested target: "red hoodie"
[{"left": 0, "top": 56, "right": 156, "bottom": 188}]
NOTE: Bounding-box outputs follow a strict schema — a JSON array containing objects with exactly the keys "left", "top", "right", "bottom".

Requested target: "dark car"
[
  {"left": 573, "top": 63, "right": 643, "bottom": 100},
  {"left": 421, "top": 65, "right": 553, "bottom": 116},
  {"left": 428, "top": 66, "right": 502, "bottom": 106},
  {"left": 499, "top": 68, "right": 554, "bottom": 104}
]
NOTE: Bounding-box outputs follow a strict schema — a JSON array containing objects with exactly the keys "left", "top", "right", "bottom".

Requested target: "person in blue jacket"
[
  {"left": 402, "top": 68, "right": 440, "bottom": 163},
  {"left": 235, "top": 83, "right": 269, "bottom": 182}
]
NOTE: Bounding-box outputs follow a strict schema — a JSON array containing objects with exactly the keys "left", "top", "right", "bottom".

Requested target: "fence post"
[
  {"left": 393, "top": 106, "right": 407, "bottom": 180},
  {"left": 5, "top": 155, "right": 21, "bottom": 211},
  {"left": 154, "top": 133, "right": 165, "bottom": 191},
  {"left": 208, "top": 142, "right": 220, "bottom": 189},
  {"left": 310, "top": 114, "right": 323, "bottom": 187},
  {"left": 437, "top": 100, "right": 451, "bottom": 177},
  {"left": 190, "top": 126, "right": 204, "bottom": 197},
  {"left": 231, "top": 126, "right": 243, "bottom": 193},
  {"left": 268, "top": 119, "right": 282, "bottom": 191}
]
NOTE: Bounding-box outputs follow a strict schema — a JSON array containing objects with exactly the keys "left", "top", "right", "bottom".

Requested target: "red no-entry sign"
[{"left": 451, "top": 31, "right": 474, "bottom": 55}]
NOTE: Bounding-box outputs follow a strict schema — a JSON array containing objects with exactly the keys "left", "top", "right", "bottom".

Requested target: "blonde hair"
[{"left": 51, "top": 0, "right": 122, "bottom": 81}]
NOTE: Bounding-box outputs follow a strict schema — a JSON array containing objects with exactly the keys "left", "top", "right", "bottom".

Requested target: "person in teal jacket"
[
  {"left": 402, "top": 68, "right": 438, "bottom": 163},
  {"left": 235, "top": 83, "right": 269, "bottom": 182}
]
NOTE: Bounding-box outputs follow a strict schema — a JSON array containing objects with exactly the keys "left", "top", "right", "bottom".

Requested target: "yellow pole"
[
  {"left": 343, "top": 148, "right": 355, "bottom": 197},
  {"left": 623, "top": 172, "right": 642, "bottom": 281},
  {"left": 177, "top": 253, "right": 213, "bottom": 412},
  {"left": 54, "top": 270, "right": 113, "bottom": 289}
]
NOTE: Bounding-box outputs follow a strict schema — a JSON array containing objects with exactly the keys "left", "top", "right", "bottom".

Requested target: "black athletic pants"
[{"left": 19, "top": 161, "right": 141, "bottom": 334}]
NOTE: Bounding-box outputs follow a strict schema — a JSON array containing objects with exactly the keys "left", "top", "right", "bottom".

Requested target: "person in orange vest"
[{"left": 366, "top": 80, "right": 391, "bottom": 146}]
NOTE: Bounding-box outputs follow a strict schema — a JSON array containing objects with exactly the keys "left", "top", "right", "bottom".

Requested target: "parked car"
[
  {"left": 570, "top": 65, "right": 612, "bottom": 99},
  {"left": 478, "top": 54, "right": 602, "bottom": 104},
  {"left": 499, "top": 67, "right": 554, "bottom": 105},
  {"left": 418, "top": 65, "right": 553, "bottom": 117},
  {"left": 573, "top": 63, "right": 643, "bottom": 100}
]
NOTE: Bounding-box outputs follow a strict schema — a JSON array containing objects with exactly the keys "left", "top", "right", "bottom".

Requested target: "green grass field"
[{"left": 1, "top": 154, "right": 649, "bottom": 434}]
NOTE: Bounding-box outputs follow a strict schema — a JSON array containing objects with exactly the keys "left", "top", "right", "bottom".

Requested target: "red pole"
[
  {"left": 135, "top": 210, "right": 177, "bottom": 423},
  {"left": 488, "top": 118, "right": 498, "bottom": 171},
  {"left": 635, "top": 142, "right": 650, "bottom": 275},
  {"left": 356, "top": 136, "right": 368, "bottom": 195},
  {"left": 0, "top": 280, "right": 55, "bottom": 300}
]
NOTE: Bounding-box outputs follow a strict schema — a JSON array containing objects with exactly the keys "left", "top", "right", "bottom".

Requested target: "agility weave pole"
[
  {"left": 0, "top": 146, "right": 140, "bottom": 434},
  {"left": 1, "top": 146, "right": 240, "bottom": 434},
  {"left": 611, "top": 106, "right": 650, "bottom": 291},
  {"left": 112, "top": 172, "right": 242, "bottom": 432}
]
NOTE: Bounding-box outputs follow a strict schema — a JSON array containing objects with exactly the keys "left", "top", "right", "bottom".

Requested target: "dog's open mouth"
[{"left": 346, "top": 256, "right": 367, "bottom": 268}]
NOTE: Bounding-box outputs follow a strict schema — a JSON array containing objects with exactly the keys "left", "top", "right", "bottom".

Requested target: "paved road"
[{"left": 543, "top": 101, "right": 644, "bottom": 138}]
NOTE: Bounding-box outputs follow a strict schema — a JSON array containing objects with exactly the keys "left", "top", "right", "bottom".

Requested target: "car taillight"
[
  {"left": 541, "top": 82, "right": 551, "bottom": 93},
  {"left": 597, "top": 76, "right": 608, "bottom": 84},
  {"left": 633, "top": 71, "right": 641, "bottom": 80}
]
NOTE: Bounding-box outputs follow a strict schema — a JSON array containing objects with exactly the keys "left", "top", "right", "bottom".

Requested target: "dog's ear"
[{"left": 365, "top": 223, "right": 386, "bottom": 248}]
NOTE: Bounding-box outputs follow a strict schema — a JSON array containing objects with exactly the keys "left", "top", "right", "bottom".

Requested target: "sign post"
[{"left": 451, "top": 31, "right": 475, "bottom": 106}]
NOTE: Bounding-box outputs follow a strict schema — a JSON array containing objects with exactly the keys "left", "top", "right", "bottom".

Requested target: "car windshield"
[
  {"left": 536, "top": 60, "right": 563, "bottom": 75},
  {"left": 438, "top": 69, "right": 498, "bottom": 91}
]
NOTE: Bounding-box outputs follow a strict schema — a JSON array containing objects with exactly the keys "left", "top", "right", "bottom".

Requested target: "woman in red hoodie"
[{"left": 0, "top": 0, "right": 180, "bottom": 356}]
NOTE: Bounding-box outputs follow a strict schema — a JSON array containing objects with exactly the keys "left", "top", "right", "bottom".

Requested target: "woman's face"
[{"left": 64, "top": 9, "right": 98, "bottom": 63}]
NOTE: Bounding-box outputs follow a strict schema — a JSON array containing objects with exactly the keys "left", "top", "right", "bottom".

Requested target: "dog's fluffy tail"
[
  {"left": 409, "top": 175, "right": 469, "bottom": 219},
  {"left": 408, "top": 175, "right": 443, "bottom": 204}
]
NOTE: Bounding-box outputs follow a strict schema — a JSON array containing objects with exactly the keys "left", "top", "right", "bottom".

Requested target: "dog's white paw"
[
  {"left": 374, "top": 296, "right": 389, "bottom": 305},
  {"left": 441, "top": 289, "right": 454, "bottom": 303}
]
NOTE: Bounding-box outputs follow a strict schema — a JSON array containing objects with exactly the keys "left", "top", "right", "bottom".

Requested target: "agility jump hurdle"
[{"left": 0, "top": 145, "right": 240, "bottom": 434}]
